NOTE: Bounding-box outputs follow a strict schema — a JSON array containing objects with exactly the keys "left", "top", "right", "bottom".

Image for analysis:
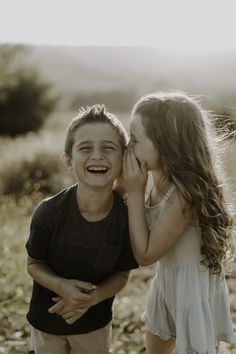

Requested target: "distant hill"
[{"left": 15, "top": 45, "right": 236, "bottom": 110}]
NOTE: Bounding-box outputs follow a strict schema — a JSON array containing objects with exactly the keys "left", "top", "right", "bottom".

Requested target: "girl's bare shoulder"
[{"left": 167, "top": 189, "right": 197, "bottom": 226}]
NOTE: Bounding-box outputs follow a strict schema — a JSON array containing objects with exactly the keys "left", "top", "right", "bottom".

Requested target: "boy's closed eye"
[
  {"left": 79, "top": 146, "right": 91, "bottom": 151},
  {"left": 103, "top": 145, "right": 116, "bottom": 150}
]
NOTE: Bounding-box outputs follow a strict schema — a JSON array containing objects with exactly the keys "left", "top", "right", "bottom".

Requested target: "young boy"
[{"left": 26, "top": 104, "right": 138, "bottom": 354}]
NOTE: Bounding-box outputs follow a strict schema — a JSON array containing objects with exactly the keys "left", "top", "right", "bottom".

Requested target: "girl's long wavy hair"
[{"left": 132, "top": 92, "right": 235, "bottom": 274}]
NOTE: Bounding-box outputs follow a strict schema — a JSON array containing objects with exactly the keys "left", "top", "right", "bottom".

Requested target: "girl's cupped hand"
[{"left": 122, "top": 147, "right": 147, "bottom": 193}]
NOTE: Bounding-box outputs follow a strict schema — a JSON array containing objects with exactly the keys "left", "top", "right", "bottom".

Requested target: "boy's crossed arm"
[
  {"left": 48, "top": 271, "right": 130, "bottom": 324},
  {"left": 27, "top": 255, "right": 130, "bottom": 325}
]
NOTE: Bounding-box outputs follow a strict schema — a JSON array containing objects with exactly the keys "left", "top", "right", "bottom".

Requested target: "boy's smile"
[{"left": 86, "top": 165, "right": 108, "bottom": 174}]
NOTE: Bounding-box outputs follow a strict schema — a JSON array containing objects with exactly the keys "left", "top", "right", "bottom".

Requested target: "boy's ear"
[{"left": 63, "top": 154, "right": 72, "bottom": 169}]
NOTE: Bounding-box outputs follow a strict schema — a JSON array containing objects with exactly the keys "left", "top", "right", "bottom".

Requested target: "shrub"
[
  {"left": 0, "top": 131, "right": 74, "bottom": 199},
  {"left": 0, "top": 44, "right": 58, "bottom": 136}
]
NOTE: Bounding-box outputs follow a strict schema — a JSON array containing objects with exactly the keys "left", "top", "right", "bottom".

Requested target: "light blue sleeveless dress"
[{"left": 142, "top": 185, "right": 236, "bottom": 354}]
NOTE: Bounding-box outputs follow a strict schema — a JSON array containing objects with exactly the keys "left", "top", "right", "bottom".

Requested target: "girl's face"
[
  {"left": 128, "top": 113, "right": 159, "bottom": 171},
  {"left": 65, "top": 122, "right": 123, "bottom": 189}
]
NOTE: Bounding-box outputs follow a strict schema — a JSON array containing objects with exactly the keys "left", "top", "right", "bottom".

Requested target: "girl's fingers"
[
  {"left": 124, "top": 148, "right": 130, "bottom": 174},
  {"left": 126, "top": 147, "right": 140, "bottom": 174},
  {"left": 140, "top": 161, "right": 147, "bottom": 177},
  {"left": 129, "top": 148, "right": 140, "bottom": 170},
  {"left": 122, "top": 149, "right": 127, "bottom": 174}
]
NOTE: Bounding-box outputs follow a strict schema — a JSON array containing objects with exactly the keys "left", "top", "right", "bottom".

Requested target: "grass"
[{"left": 1, "top": 195, "right": 236, "bottom": 353}]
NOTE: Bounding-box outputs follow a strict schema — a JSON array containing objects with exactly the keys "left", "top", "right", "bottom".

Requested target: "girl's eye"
[{"left": 130, "top": 136, "right": 137, "bottom": 144}]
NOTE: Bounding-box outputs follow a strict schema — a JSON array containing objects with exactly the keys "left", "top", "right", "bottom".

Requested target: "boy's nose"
[{"left": 91, "top": 148, "right": 103, "bottom": 159}]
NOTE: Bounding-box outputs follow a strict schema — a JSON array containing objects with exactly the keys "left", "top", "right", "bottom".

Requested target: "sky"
[{"left": 0, "top": 0, "right": 236, "bottom": 52}]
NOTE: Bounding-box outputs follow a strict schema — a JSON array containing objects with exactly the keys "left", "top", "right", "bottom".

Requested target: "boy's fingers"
[
  {"left": 48, "top": 300, "right": 64, "bottom": 314},
  {"left": 63, "top": 311, "right": 77, "bottom": 320},
  {"left": 74, "top": 292, "right": 92, "bottom": 302},
  {"left": 52, "top": 296, "right": 61, "bottom": 302},
  {"left": 66, "top": 315, "right": 80, "bottom": 325},
  {"left": 62, "top": 308, "right": 85, "bottom": 320},
  {"left": 75, "top": 280, "right": 96, "bottom": 291},
  {"left": 65, "top": 308, "right": 87, "bottom": 325}
]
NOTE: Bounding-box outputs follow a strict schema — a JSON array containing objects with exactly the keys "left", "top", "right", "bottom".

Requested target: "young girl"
[
  {"left": 122, "top": 92, "right": 236, "bottom": 354},
  {"left": 26, "top": 104, "right": 138, "bottom": 354}
]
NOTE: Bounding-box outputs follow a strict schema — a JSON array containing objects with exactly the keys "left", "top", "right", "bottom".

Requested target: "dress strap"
[
  {"left": 145, "top": 174, "right": 154, "bottom": 206},
  {"left": 161, "top": 185, "right": 176, "bottom": 204},
  {"left": 145, "top": 184, "right": 154, "bottom": 206}
]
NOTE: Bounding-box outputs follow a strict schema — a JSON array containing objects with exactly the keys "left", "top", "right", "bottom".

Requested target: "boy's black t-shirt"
[{"left": 26, "top": 184, "right": 138, "bottom": 335}]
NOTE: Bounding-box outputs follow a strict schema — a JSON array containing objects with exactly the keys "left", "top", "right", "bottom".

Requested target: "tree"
[{"left": 0, "top": 44, "right": 58, "bottom": 136}]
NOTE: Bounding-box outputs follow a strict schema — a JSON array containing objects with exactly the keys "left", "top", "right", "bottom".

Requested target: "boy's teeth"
[{"left": 87, "top": 167, "right": 108, "bottom": 173}]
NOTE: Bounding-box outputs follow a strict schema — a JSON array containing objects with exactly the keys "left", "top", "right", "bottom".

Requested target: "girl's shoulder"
[{"left": 164, "top": 186, "right": 197, "bottom": 226}]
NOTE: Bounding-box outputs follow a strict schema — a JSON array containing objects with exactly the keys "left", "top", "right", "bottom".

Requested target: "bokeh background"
[{"left": 0, "top": 0, "right": 236, "bottom": 353}]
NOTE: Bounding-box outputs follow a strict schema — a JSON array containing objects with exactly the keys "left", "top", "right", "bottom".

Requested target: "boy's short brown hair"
[{"left": 64, "top": 104, "right": 128, "bottom": 157}]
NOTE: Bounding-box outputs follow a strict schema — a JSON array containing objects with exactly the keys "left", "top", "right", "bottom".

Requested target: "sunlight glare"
[{"left": 0, "top": 0, "right": 235, "bottom": 51}]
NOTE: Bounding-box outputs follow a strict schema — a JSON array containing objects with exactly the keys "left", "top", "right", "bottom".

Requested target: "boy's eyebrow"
[
  {"left": 76, "top": 140, "right": 119, "bottom": 146},
  {"left": 102, "top": 140, "right": 119, "bottom": 146},
  {"left": 77, "top": 141, "right": 91, "bottom": 146}
]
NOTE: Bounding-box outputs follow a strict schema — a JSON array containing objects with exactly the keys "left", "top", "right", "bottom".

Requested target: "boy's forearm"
[
  {"left": 27, "top": 258, "right": 65, "bottom": 295},
  {"left": 92, "top": 271, "right": 130, "bottom": 306}
]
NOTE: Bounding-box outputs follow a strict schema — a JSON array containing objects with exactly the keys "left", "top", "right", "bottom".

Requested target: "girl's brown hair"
[{"left": 132, "top": 92, "right": 235, "bottom": 274}]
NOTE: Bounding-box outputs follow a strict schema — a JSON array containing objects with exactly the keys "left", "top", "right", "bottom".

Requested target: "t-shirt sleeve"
[
  {"left": 115, "top": 223, "right": 139, "bottom": 271},
  {"left": 26, "top": 200, "right": 53, "bottom": 260}
]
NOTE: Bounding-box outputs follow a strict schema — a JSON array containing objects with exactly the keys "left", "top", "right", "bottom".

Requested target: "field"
[{"left": 0, "top": 111, "right": 236, "bottom": 354}]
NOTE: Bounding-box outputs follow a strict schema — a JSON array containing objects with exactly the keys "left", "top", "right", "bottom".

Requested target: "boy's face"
[{"left": 67, "top": 122, "right": 123, "bottom": 189}]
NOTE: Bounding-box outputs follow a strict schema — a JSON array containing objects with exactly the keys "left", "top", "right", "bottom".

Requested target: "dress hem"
[
  {"left": 143, "top": 317, "right": 175, "bottom": 341},
  {"left": 143, "top": 317, "right": 236, "bottom": 353}
]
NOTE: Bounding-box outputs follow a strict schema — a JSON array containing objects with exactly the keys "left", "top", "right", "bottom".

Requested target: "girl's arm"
[
  {"left": 127, "top": 189, "right": 191, "bottom": 265},
  {"left": 123, "top": 148, "right": 192, "bottom": 266},
  {"left": 49, "top": 271, "right": 130, "bottom": 324}
]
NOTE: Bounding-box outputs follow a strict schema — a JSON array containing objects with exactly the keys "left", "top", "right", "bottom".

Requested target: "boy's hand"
[
  {"left": 48, "top": 280, "right": 97, "bottom": 323},
  {"left": 122, "top": 147, "right": 147, "bottom": 192},
  {"left": 63, "top": 306, "right": 90, "bottom": 325},
  {"left": 48, "top": 296, "right": 90, "bottom": 322},
  {"left": 57, "top": 279, "right": 96, "bottom": 306},
  {"left": 49, "top": 296, "right": 90, "bottom": 324}
]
